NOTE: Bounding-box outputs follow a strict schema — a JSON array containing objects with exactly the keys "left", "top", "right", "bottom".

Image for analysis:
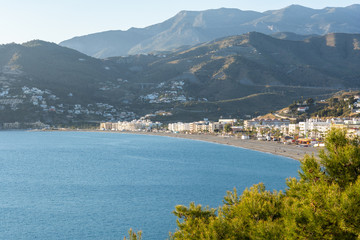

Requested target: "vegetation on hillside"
[
  {"left": 270, "top": 91, "right": 360, "bottom": 121},
  {"left": 168, "top": 129, "right": 360, "bottom": 239},
  {"left": 311, "top": 92, "right": 359, "bottom": 118}
]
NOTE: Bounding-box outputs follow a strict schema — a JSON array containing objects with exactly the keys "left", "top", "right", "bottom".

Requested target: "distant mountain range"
[
  {"left": 60, "top": 4, "right": 360, "bottom": 58},
  {"left": 1, "top": 32, "right": 359, "bottom": 125}
]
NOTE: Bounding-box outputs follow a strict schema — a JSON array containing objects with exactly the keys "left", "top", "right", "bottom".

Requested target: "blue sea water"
[{"left": 0, "top": 131, "right": 300, "bottom": 239}]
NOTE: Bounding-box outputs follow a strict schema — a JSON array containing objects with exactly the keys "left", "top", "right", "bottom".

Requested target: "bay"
[{"left": 0, "top": 131, "right": 299, "bottom": 239}]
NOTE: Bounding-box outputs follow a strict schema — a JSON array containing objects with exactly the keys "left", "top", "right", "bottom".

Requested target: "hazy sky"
[{"left": 0, "top": 0, "right": 359, "bottom": 44}]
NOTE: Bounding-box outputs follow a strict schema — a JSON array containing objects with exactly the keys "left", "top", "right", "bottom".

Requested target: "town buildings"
[
  {"left": 100, "top": 119, "right": 162, "bottom": 131},
  {"left": 244, "top": 119, "right": 290, "bottom": 129},
  {"left": 289, "top": 118, "right": 360, "bottom": 138},
  {"left": 168, "top": 119, "right": 237, "bottom": 133},
  {"left": 100, "top": 117, "right": 360, "bottom": 140}
]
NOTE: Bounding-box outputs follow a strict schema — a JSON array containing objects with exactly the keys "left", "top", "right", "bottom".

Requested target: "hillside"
[
  {"left": 147, "top": 32, "right": 360, "bottom": 88},
  {"left": 264, "top": 91, "right": 360, "bottom": 122},
  {"left": 107, "top": 32, "right": 359, "bottom": 122},
  {"left": 1, "top": 32, "right": 360, "bottom": 126},
  {"left": 60, "top": 5, "right": 360, "bottom": 58},
  {"left": 0, "top": 41, "right": 132, "bottom": 125}
]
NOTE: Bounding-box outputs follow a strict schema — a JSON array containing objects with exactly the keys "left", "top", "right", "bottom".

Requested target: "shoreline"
[
  {"left": 93, "top": 130, "right": 318, "bottom": 161},
  {"left": 128, "top": 132, "right": 319, "bottom": 161},
  {"left": 22, "top": 129, "right": 320, "bottom": 161}
]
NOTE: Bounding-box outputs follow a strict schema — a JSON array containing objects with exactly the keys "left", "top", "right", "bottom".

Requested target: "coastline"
[
  {"left": 104, "top": 131, "right": 319, "bottom": 161},
  {"left": 26, "top": 129, "right": 320, "bottom": 161}
]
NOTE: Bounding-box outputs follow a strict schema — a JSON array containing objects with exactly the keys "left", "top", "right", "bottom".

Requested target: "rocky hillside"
[{"left": 60, "top": 4, "right": 360, "bottom": 58}]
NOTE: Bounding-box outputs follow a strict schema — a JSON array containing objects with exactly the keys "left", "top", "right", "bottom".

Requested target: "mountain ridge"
[{"left": 60, "top": 4, "right": 360, "bottom": 58}]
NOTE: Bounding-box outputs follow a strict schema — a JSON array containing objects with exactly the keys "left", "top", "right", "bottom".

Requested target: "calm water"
[{"left": 0, "top": 131, "right": 299, "bottom": 239}]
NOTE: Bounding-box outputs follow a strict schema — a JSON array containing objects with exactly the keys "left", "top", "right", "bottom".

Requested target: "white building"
[
  {"left": 299, "top": 118, "right": 331, "bottom": 138},
  {"left": 244, "top": 119, "right": 290, "bottom": 129},
  {"left": 168, "top": 122, "right": 191, "bottom": 132},
  {"left": 168, "top": 120, "right": 222, "bottom": 133},
  {"left": 100, "top": 119, "right": 162, "bottom": 131},
  {"left": 288, "top": 124, "right": 299, "bottom": 135},
  {"left": 219, "top": 119, "right": 238, "bottom": 125}
]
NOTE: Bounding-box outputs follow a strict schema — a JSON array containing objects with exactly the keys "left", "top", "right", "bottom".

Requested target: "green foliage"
[
  {"left": 311, "top": 92, "right": 359, "bottom": 118},
  {"left": 171, "top": 203, "right": 216, "bottom": 240},
  {"left": 340, "top": 178, "right": 360, "bottom": 236},
  {"left": 224, "top": 123, "right": 232, "bottom": 133},
  {"left": 123, "top": 229, "right": 142, "bottom": 240},
  {"left": 170, "top": 129, "right": 360, "bottom": 239},
  {"left": 320, "top": 128, "right": 360, "bottom": 189},
  {"left": 283, "top": 177, "right": 349, "bottom": 239}
]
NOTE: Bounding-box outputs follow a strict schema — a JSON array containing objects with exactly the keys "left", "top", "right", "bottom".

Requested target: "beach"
[{"left": 123, "top": 131, "right": 320, "bottom": 161}]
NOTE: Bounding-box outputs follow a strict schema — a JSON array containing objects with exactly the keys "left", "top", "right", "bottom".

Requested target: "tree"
[
  {"left": 306, "top": 98, "right": 314, "bottom": 105},
  {"left": 123, "top": 229, "right": 142, "bottom": 240},
  {"left": 170, "top": 202, "right": 216, "bottom": 240},
  {"left": 319, "top": 128, "right": 360, "bottom": 189},
  {"left": 224, "top": 123, "right": 232, "bottom": 133}
]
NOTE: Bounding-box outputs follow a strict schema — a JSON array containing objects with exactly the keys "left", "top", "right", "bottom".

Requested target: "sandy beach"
[{"left": 120, "top": 131, "right": 320, "bottom": 161}]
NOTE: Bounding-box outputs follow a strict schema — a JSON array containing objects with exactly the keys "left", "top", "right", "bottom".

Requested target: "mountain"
[
  {"left": 0, "top": 40, "right": 130, "bottom": 125},
  {"left": 0, "top": 40, "right": 122, "bottom": 102},
  {"left": 60, "top": 5, "right": 360, "bottom": 58},
  {"left": 113, "top": 32, "right": 360, "bottom": 88},
  {"left": 1, "top": 32, "right": 359, "bottom": 126}
]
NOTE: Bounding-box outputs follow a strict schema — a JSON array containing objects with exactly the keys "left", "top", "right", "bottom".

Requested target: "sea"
[{"left": 0, "top": 131, "right": 300, "bottom": 240}]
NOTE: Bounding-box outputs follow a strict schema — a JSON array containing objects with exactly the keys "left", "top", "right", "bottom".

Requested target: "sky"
[{"left": 0, "top": 0, "right": 359, "bottom": 45}]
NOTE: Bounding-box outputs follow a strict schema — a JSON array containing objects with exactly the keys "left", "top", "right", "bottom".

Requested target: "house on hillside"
[{"left": 297, "top": 106, "right": 309, "bottom": 113}]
